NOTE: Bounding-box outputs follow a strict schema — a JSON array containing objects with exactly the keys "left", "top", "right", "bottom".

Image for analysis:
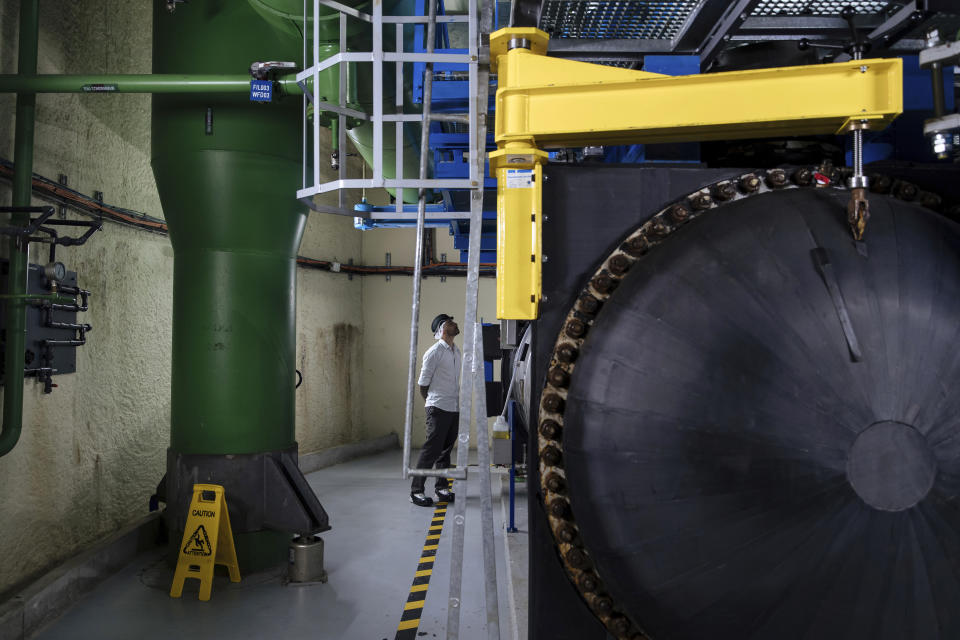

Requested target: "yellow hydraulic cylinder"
[{"left": 488, "top": 28, "right": 903, "bottom": 320}]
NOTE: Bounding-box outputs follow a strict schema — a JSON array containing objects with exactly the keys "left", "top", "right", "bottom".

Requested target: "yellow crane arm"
[{"left": 488, "top": 28, "right": 903, "bottom": 319}]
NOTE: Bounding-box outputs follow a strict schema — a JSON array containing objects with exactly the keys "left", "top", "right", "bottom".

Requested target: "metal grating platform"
[
  {"left": 539, "top": 0, "right": 701, "bottom": 40},
  {"left": 750, "top": 0, "right": 893, "bottom": 16}
]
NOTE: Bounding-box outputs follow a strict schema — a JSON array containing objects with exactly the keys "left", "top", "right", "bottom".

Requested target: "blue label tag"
[{"left": 250, "top": 80, "right": 272, "bottom": 102}]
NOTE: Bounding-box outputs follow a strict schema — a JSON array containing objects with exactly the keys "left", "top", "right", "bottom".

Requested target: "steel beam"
[
  {"left": 737, "top": 15, "right": 883, "bottom": 39},
  {"left": 494, "top": 51, "right": 902, "bottom": 148},
  {"left": 547, "top": 38, "right": 676, "bottom": 55},
  {"left": 697, "top": 0, "right": 761, "bottom": 69}
]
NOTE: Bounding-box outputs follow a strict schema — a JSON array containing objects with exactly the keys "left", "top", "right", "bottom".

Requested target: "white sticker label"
[{"left": 505, "top": 169, "right": 535, "bottom": 189}]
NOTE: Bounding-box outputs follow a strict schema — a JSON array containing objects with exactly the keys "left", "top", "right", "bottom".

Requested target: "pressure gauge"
[{"left": 44, "top": 261, "right": 66, "bottom": 283}]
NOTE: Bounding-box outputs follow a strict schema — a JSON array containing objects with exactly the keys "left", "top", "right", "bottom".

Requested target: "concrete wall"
[
  {"left": 295, "top": 209, "right": 364, "bottom": 453},
  {"left": 360, "top": 227, "right": 496, "bottom": 449},
  {"left": 0, "top": 1, "right": 369, "bottom": 596},
  {"left": 0, "top": 0, "right": 172, "bottom": 599}
]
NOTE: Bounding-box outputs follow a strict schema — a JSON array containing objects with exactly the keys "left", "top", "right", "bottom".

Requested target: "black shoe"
[
  {"left": 410, "top": 492, "right": 434, "bottom": 507},
  {"left": 435, "top": 487, "right": 455, "bottom": 503}
]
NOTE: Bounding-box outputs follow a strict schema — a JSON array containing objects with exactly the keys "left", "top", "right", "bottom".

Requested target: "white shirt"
[{"left": 418, "top": 339, "right": 461, "bottom": 412}]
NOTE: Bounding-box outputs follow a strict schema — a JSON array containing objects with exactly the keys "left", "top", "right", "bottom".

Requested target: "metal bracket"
[
  {"left": 250, "top": 60, "right": 297, "bottom": 80},
  {"left": 919, "top": 39, "right": 960, "bottom": 67},
  {"left": 57, "top": 174, "right": 68, "bottom": 219},
  {"left": 165, "top": 446, "right": 331, "bottom": 537}
]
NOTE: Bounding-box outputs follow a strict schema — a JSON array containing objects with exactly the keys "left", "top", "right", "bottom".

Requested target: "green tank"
[{"left": 153, "top": 0, "right": 309, "bottom": 570}]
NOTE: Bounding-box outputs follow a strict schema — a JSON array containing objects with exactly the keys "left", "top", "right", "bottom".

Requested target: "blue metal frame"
[
  {"left": 507, "top": 399, "right": 518, "bottom": 533},
  {"left": 361, "top": 0, "right": 498, "bottom": 250}
]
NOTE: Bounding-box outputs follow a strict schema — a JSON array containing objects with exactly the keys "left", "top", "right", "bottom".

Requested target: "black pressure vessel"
[{"left": 548, "top": 186, "right": 960, "bottom": 640}]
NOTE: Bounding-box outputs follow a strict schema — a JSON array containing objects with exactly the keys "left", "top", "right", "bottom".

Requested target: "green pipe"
[
  {"left": 0, "top": 74, "right": 304, "bottom": 95},
  {"left": 0, "top": 0, "right": 38, "bottom": 458}
]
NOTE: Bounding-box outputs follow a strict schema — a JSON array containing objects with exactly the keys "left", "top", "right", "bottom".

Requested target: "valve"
[
  {"left": 249, "top": 61, "right": 297, "bottom": 81},
  {"left": 165, "top": 0, "right": 187, "bottom": 13}
]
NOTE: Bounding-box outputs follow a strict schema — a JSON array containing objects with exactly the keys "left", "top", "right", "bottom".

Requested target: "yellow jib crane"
[{"left": 487, "top": 27, "right": 903, "bottom": 320}]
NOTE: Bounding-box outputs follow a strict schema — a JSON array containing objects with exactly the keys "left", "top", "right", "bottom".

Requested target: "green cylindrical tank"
[{"left": 153, "top": 1, "right": 306, "bottom": 568}]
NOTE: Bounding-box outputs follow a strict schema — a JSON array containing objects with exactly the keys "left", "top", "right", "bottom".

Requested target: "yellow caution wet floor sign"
[{"left": 170, "top": 483, "right": 240, "bottom": 601}]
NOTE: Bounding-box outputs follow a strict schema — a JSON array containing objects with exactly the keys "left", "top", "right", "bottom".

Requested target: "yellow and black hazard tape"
[{"left": 395, "top": 499, "right": 449, "bottom": 640}]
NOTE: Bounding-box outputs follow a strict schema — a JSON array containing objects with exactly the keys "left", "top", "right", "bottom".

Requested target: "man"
[{"left": 410, "top": 313, "right": 461, "bottom": 507}]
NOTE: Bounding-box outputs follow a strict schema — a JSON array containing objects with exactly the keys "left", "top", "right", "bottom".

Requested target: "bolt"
[
  {"left": 543, "top": 393, "right": 565, "bottom": 413},
  {"left": 542, "top": 254, "right": 549, "bottom": 263},
  {"left": 544, "top": 472, "right": 566, "bottom": 493},
  {"left": 920, "top": 191, "right": 942, "bottom": 210},
  {"left": 894, "top": 181, "right": 918, "bottom": 201},
  {"left": 579, "top": 573, "right": 599, "bottom": 593},
  {"left": 669, "top": 203, "right": 690, "bottom": 222},
  {"left": 591, "top": 273, "right": 615, "bottom": 294},
  {"left": 577, "top": 293, "right": 600, "bottom": 315},
  {"left": 792, "top": 168, "right": 813, "bottom": 186},
  {"left": 689, "top": 193, "right": 712, "bottom": 210},
  {"left": 565, "top": 548, "right": 590, "bottom": 570},
  {"left": 548, "top": 496, "right": 570, "bottom": 518},
  {"left": 624, "top": 234, "right": 650, "bottom": 257},
  {"left": 540, "top": 419, "right": 561, "bottom": 440},
  {"left": 548, "top": 366, "right": 570, "bottom": 388},
  {"left": 556, "top": 343, "right": 578, "bottom": 363},
  {"left": 611, "top": 617, "right": 632, "bottom": 636},
  {"left": 860, "top": 65, "right": 867, "bottom": 73},
  {"left": 542, "top": 446, "right": 563, "bottom": 467},
  {"left": 712, "top": 182, "right": 737, "bottom": 201},
  {"left": 557, "top": 523, "right": 577, "bottom": 543},
  {"left": 608, "top": 254, "right": 631, "bottom": 276},
  {"left": 766, "top": 169, "right": 787, "bottom": 188},
  {"left": 649, "top": 216, "right": 671, "bottom": 238},
  {"left": 739, "top": 174, "right": 761, "bottom": 193},
  {"left": 565, "top": 318, "right": 587, "bottom": 339},
  {"left": 595, "top": 596, "right": 613, "bottom": 614}
]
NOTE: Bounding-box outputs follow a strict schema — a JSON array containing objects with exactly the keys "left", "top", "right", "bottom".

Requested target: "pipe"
[
  {"left": 931, "top": 62, "right": 946, "bottom": 119},
  {"left": 0, "top": 74, "right": 304, "bottom": 95},
  {"left": 0, "top": 0, "right": 39, "bottom": 458},
  {"left": 401, "top": 0, "right": 439, "bottom": 481}
]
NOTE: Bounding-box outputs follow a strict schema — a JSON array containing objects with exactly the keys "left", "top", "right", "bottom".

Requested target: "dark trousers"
[{"left": 411, "top": 406, "right": 459, "bottom": 493}]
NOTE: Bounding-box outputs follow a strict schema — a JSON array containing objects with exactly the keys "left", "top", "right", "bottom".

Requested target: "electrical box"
[{"left": 0, "top": 261, "right": 87, "bottom": 388}]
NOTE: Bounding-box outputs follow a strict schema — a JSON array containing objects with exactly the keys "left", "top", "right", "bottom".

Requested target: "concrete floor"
[{"left": 30, "top": 449, "right": 529, "bottom": 640}]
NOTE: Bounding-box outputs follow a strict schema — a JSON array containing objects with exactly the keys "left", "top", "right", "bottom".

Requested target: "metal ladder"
[
  {"left": 297, "top": 0, "right": 500, "bottom": 637},
  {"left": 402, "top": 0, "right": 501, "bottom": 637}
]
